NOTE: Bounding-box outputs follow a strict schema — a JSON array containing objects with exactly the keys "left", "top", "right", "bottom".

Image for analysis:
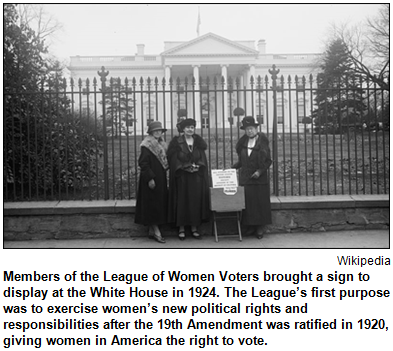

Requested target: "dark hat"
[
  {"left": 240, "top": 116, "right": 259, "bottom": 130},
  {"left": 147, "top": 121, "right": 167, "bottom": 134},
  {"left": 176, "top": 116, "right": 186, "bottom": 133},
  {"left": 178, "top": 118, "right": 196, "bottom": 131}
]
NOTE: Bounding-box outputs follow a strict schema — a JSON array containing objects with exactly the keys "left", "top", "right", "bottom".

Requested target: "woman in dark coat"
[
  {"left": 167, "top": 118, "right": 210, "bottom": 240},
  {"left": 135, "top": 121, "right": 168, "bottom": 243},
  {"left": 232, "top": 116, "right": 272, "bottom": 239}
]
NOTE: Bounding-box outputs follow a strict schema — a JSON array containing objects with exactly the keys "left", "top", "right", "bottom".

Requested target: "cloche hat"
[
  {"left": 147, "top": 121, "right": 167, "bottom": 134},
  {"left": 240, "top": 116, "right": 259, "bottom": 130}
]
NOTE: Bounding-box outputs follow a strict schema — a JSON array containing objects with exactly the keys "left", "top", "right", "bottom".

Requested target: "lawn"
[
  {"left": 99, "top": 129, "right": 389, "bottom": 199},
  {"left": 7, "top": 129, "right": 387, "bottom": 201}
]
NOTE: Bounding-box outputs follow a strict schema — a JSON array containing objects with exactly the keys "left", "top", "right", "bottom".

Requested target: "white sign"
[
  {"left": 223, "top": 187, "right": 238, "bottom": 195},
  {"left": 211, "top": 169, "right": 238, "bottom": 189}
]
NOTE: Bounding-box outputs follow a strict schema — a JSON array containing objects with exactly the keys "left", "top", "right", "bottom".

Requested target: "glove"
[
  {"left": 251, "top": 170, "right": 261, "bottom": 179},
  {"left": 183, "top": 164, "right": 199, "bottom": 173}
]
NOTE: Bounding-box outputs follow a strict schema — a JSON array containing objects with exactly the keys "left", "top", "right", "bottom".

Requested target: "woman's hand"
[
  {"left": 183, "top": 164, "right": 199, "bottom": 173},
  {"left": 148, "top": 179, "right": 156, "bottom": 189},
  {"left": 251, "top": 170, "right": 261, "bottom": 179}
]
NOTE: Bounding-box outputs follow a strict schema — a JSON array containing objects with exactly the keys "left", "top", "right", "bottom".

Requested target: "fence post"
[
  {"left": 269, "top": 64, "right": 280, "bottom": 195},
  {"left": 98, "top": 66, "right": 110, "bottom": 200}
]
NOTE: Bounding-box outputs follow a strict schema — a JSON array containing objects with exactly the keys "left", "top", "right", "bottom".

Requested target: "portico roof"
[{"left": 161, "top": 32, "right": 259, "bottom": 57}]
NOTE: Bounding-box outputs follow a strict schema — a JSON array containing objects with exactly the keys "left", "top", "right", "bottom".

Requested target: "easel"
[{"left": 210, "top": 187, "right": 245, "bottom": 242}]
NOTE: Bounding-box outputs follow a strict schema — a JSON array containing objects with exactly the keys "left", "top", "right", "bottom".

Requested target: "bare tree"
[
  {"left": 17, "top": 4, "right": 63, "bottom": 45},
  {"left": 367, "top": 5, "right": 389, "bottom": 61},
  {"left": 16, "top": 4, "right": 68, "bottom": 73},
  {"left": 331, "top": 4, "right": 389, "bottom": 91}
]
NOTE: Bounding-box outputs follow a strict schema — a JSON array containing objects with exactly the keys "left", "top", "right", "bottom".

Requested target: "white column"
[
  {"left": 249, "top": 64, "right": 256, "bottom": 118},
  {"left": 165, "top": 66, "right": 172, "bottom": 129},
  {"left": 239, "top": 74, "right": 245, "bottom": 115},
  {"left": 249, "top": 65, "right": 256, "bottom": 87},
  {"left": 221, "top": 64, "right": 228, "bottom": 128},
  {"left": 193, "top": 65, "right": 200, "bottom": 126}
]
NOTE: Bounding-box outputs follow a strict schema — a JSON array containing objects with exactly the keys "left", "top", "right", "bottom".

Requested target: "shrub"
[{"left": 4, "top": 103, "right": 103, "bottom": 199}]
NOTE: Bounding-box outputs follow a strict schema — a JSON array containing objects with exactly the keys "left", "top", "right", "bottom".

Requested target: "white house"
[{"left": 68, "top": 32, "right": 321, "bottom": 134}]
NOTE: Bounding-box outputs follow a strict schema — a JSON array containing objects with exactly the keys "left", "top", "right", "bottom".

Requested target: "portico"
[{"left": 69, "top": 32, "right": 320, "bottom": 134}]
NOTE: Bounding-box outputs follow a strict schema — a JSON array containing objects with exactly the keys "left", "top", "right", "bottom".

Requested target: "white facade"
[{"left": 69, "top": 32, "right": 321, "bottom": 134}]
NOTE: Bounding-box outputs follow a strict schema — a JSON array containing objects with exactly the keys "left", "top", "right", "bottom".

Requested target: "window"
[
  {"left": 201, "top": 94, "right": 214, "bottom": 114},
  {"left": 277, "top": 97, "right": 284, "bottom": 124},
  {"left": 125, "top": 117, "right": 133, "bottom": 127},
  {"left": 173, "top": 94, "right": 186, "bottom": 114},
  {"left": 256, "top": 98, "right": 266, "bottom": 125},
  {"left": 145, "top": 105, "right": 156, "bottom": 122},
  {"left": 275, "top": 81, "right": 284, "bottom": 91},
  {"left": 202, "top": 114, "right": 210, "bottom": 129},
  {"left": 296, "top": 82, "right": 305, "bottom": 91},
  {"left": 257, "top": 114, "right": 264, "bottom": 124},
  {"left": 201, "top": 94, "right": 212, "bottom": 129},
  {"left": 297, "top": 98, "right": 305, "bottom": 123},
  {"left": 277, "top": 108, "right": 283, "bottom": 124},
  {"left": 227, "top": 95, "right": 238, "bottom": 116}
]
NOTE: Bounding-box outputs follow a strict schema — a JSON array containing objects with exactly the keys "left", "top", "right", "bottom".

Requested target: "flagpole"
[{"left": 197, "top": 6, "right": 201, "bottom": 37}]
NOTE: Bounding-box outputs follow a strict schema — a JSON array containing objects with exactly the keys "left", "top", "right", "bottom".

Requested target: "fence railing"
[{"left": 4, "top": 65, "right": 389, "bottom": 201}]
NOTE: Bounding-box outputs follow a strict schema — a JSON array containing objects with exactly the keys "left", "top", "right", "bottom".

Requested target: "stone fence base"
[{"left": 4, "top": 195, "right": 389, "bottom": 241}]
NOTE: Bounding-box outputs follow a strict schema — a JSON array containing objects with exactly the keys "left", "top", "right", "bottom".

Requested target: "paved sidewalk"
[{"left": 3, "top": 230, "right": 389, "bottom": 249}]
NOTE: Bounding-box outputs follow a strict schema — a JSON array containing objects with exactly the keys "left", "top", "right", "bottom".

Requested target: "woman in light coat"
[{"left": 135, "top": 121, "right": 169, "bottom": 243}]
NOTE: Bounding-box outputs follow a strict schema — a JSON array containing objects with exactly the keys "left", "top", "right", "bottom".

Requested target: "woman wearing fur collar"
[
  {"left": 232, "top": 116, "right": 272, "bottom": 239},
  {"left": 167, "top": 118, "right": 210, "bottom": 240},
  {"left": 135, "top": 121, "right": 169, "bottom": 243}
]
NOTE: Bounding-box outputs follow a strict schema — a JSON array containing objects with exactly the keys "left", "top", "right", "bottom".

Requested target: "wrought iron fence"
[{"left": 4, "top": 65, "right": 389, "bottom": 201}]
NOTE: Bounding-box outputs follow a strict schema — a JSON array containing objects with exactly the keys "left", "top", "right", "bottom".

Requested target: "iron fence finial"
[
  {"left": 97, "top": 66, "right": 109, "bottom": 84},
  {"left": 269, "top": 64, "right": 280, "bottom": 79}
]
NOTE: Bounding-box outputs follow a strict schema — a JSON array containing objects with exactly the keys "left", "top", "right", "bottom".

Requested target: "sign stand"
[
  {"left": 210, "top": 187, "right": 245, "bottom": 242},
  {"left": 210, "top": 170, "right": 245, "bottom": 242}
]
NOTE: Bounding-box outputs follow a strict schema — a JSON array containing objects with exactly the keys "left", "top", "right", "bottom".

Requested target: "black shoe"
[
  {"left": 245, "top": 226, "right": 256, "bottom": 236},
  {"left": 256, "top": 226, "right": 264, "bottom": 239}
]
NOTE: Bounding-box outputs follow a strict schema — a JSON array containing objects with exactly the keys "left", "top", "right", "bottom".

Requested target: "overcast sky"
[{"left": 41, "top": 3, "right": 381, "bottom": 63}]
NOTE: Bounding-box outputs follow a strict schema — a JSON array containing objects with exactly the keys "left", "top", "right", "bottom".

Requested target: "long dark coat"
[
  {"left": 233, "top": 132, "right": 272, "bottom": 226},
  {"left": 134, "top": 146, "right": 168, "bottom": 226},
  {"left": 167, "top": 134, "right": 210, "bottom": 227}
]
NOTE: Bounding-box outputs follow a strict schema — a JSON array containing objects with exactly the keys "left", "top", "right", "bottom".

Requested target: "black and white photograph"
[
  {"left": 4, "top": 3, "right": 388, "bottom": 249},
  {"left": 1, "top": 4, "right": 391, "bottom": 350}
]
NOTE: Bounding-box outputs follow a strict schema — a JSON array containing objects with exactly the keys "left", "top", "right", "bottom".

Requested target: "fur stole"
[
  {"left": 140, "top": 135, "right": 168, "bottom": 170},
  {"left": 167, "top": 134, "right": 207, "bottom": 158}
]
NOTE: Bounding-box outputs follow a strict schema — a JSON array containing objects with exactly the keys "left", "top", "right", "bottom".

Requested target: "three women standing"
[
  {"left": 135, "top": 121, "right": 169, "bottom": 243},
  {"left": 167, "top": 118, "right": 210, "bottom": 240},
  {"left": 232, "top": 116, "right": 272, "bottom": 239},
  {"left": 136, "top": 116, "right": 271, "bottom": 242}
]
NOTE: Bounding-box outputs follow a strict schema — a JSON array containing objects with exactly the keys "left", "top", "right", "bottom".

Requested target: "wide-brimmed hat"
[
  {"left": 178, "top": 118, "right": 196, "bottom": 131},
  {"left": 240, "top": 116, "right": 259, "bottom": 130},
  {"left": 147, "top": 121, "right": 167, "bottom": 134}
]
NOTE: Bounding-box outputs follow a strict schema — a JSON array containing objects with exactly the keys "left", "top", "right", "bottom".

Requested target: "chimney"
[
  {"left": 136, "top": 44, "right": 145, "bottom": 56},
  {"left": 258, "top": 39, "right": 266, "bottom": 54}
]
